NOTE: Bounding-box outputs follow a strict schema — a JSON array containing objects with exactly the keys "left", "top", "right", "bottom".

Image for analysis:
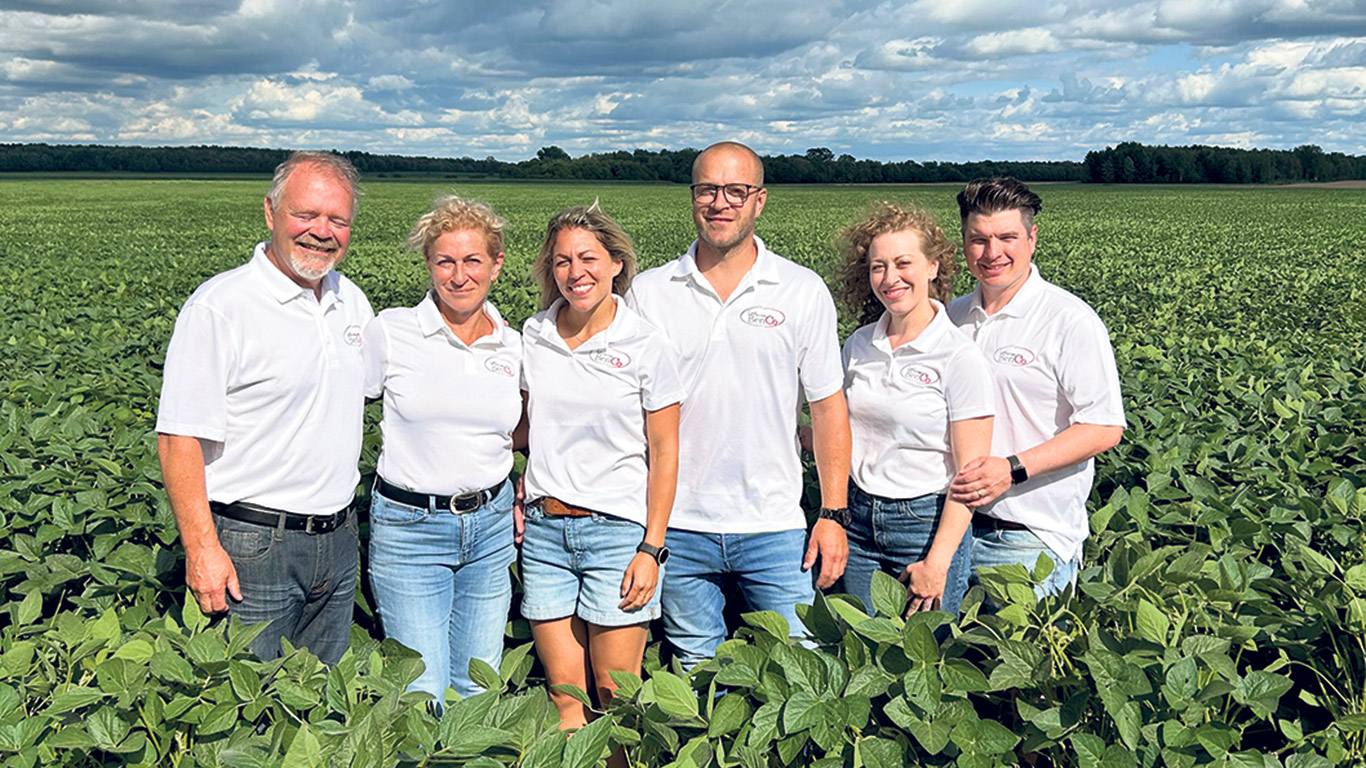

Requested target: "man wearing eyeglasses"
[{"left": 627, "top": 141, "right": 851, "bottom": 667}]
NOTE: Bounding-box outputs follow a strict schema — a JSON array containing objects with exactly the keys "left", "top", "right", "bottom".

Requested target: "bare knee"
[{"left": 547, "top": 687, "right": 590, "bottom": 730}]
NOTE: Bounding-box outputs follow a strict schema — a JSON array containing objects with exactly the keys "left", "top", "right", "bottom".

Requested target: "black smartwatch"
[
  {"left": 637, "top": 541, "right": 670, "bottom": 565},
  {"left": 818, "top": 506, "right": 852, "bottom": 528},
  {"left": 1007, "top": 454, "right": 1029, "bottom": 486}
]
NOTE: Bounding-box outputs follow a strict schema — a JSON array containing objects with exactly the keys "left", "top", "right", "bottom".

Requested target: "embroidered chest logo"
[
  {"left": 739, "top": 306, "right": 786, "bottom": 328},
  {"left": 994, "top": 345, "right": 1037, "bottom": 367},
  {"left": 484, "top": 358, "right": 515, "bottom": 377},
  {"left": 342, "top": 325, "right": 363, "bottom": 347},
  {"left": 899, "top": 364, "right": 940, "bottom": 385},
  {"left": 588, "top": 349, "right": 631, "bottom": 369}
]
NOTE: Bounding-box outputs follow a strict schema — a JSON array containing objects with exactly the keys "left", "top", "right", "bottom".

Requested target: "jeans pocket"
[
  {"left": 895, "top": 493, "right": 942, "bottom": 523},
  {"left": 216, "top": 519, "right": 275, "bottom": 563},
  {"left": 371, "top": 492, "right": 427, "bottom": 526}
]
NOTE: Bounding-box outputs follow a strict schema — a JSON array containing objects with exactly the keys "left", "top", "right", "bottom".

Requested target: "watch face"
[{"left": 656, "top": 546, "right": 670, "bottom": 565}]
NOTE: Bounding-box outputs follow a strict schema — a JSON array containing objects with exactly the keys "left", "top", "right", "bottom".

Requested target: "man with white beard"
[{"left": 156, "top": 152, "right": 373, "bottom": 664}]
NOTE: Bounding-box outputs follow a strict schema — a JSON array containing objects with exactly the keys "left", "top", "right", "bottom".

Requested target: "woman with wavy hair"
[
  {"left": 834, "top": 202, "right": 994, "bottom": 616},
  {"left": 517, "top": 203, "right": 682, "bottom": 757}
]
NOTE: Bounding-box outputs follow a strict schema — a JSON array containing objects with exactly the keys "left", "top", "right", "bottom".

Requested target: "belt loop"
[{"left": 273, "top": 509, "right": 287, "bottom": 542}]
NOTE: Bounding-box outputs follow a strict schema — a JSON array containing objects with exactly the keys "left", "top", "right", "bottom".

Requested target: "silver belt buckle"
[{"left": 449, "top": 491, "right": 481, "bottom": 514}]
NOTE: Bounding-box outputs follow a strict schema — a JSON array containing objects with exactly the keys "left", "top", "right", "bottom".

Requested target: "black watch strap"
[
  {"left": 1007, "top": 454, "right": 1029, "bottom": 485},
  {"left": 637, "top": 541, "right": 670, "bottom": 565},
  {"left": 818, "top": 506, "right": 852, "bottom": 528}
]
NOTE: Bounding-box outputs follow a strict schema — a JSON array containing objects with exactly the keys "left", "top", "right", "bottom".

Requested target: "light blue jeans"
[
  {"left": 368, "top": 478, "right": 515, "bottom": 702},
  {"left": 970, "top": 522, "right": 1080, "bottom": 598},
  {"left": 840, "top": 486, "right": 971, "bottom": 617},
  {"left": 660, "top": 528, "right": 813, "bottom": 669}
]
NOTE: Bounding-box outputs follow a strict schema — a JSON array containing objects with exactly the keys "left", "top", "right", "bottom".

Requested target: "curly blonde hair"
[
  {"left": 835, "top": 201, "right": 957, "bottom": 327},
  {"left": 404, "top": 194, "right": 508, "bottom": 258},
  {"left": 532, "top": 202, "right": 637, "bottom": 310}
]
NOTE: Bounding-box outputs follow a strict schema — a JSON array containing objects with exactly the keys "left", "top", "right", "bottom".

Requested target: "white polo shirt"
[
  {"left": 844, "top": 301, "right": 995, "bottom": 500},
  {"left": 521, "top": 297, "right": 685, "bottom": 526},
  {"left": 156, "top": 243, "right": 374, "bottom": 516},
  {"left": 626, "top": 236, "right": 844, "bottom": 534},
  {"left": 947, "top": 265, "right": 1125, "bottom": 562},
  {"left": 363, "top": 294, "right": 522, "bottom": 496}
]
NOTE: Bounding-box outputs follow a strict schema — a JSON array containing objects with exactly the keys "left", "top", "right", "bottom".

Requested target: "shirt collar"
[
  {"left": 250, "top": 242, "right": 342, "bottom": 306},
  {"left": 417, "top": 291, "right": 514, "bottom": 348},
  {"left": 871, "top": 299, "right": 950, "bottom": 356},
  {"left": 674, "top": 234, "right": 781, "bottom": 291},
  {"left": 535, "top": 295, "right": 635, "bottom": 352},
  {"left": 965, "top": 263, "right": 1045, "bottom": 320}
]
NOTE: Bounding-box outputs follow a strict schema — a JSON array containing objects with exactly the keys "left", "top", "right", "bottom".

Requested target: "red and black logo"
[
  {"left": 588, "top": 349, "right": 631, "bottom": 369},
  {"left": 484, "top": 358, "right": 515, "bottom": 377},
  {"left": 739, "top": 306, "right": 786, "bottom": 328},
  {"left": 993, "top": 345, "right": 1036, "bottom": 367},
  {"left": 343, "top": 324, "right": 363, "bottom": 347},
  {"left": 899, "top": 364, "right": 940, "bottom": 385}
]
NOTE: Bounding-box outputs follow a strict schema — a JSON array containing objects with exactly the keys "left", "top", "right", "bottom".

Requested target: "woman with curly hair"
[{"left": 834, "top": 202, "right": 994, "bottom": 616}]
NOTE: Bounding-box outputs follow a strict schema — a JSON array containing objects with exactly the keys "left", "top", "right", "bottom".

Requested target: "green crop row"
[{"left": 0, "top": 180, "right": 1364, "bottom": 767}]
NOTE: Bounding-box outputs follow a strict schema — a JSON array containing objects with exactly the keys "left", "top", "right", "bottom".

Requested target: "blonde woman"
[
  {"left": 518, "top": 204, "right": 682, "bottom": 746},
  {"left": 363, "top": 195, "right": 522, "bottom": 704}
]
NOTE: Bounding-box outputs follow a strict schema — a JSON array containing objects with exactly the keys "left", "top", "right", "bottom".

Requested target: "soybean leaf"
[
  {"left": 561, "top": 715, "right": 612, "bottom": 768},
  {"left": 652, "top": 670, "right": 699, "bottom": 720},
  {"left": 281, "top": 723, "right": 323, "bottom": 768}
]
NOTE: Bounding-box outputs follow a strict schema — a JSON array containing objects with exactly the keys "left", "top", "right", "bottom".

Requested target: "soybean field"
[{"left": 1, "top": 178, "right": 1364, "bottom": 767}]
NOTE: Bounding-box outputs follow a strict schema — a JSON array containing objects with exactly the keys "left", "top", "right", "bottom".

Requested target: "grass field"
[{"left": 1, "top": 178, "right": 1364, "bottom": 767}]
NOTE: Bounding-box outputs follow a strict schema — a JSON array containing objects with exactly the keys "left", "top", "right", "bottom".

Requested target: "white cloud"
[
  {"left": 964, "top": 29, "right": 1066, "bottom": 57},
  {"left": 366, "top": 74, "right": 414, "bottom": 90},
  {"left": 0, "top": 1, "right": 1365, "bottom": 161}
]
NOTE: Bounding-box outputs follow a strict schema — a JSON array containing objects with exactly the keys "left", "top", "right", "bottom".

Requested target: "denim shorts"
[{"left": 519, "top": 501, "right": 659, "bottom": 626}]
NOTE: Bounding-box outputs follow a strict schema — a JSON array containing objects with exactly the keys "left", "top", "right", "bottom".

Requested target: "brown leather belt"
[
  {"left": 974, "top": 514, "right": 1029, "bottom": 532},
  {"left": 541, "top": 497, "right": 594, "bottom": 518}
]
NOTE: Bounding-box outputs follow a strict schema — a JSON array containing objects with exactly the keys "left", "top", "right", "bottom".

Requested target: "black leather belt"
[
  {"left": 973, "top": 514, "right": 1029, "bottom": 532},
  {"left": 210, "top": 501, "right": 348, "bottom": 534},
  {"left": 375, "top": 477, "right": 502, "bottom": 514}
]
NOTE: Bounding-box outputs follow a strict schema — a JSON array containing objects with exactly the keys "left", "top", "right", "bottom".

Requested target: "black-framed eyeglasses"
[{"left": 690, "top": 183, "right": 762, "bottom": 205}]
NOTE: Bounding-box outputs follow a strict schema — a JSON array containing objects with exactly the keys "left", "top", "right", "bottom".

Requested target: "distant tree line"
[
  {"left": 6, "top": 141, "right": 1362, "bottom": 183},
  {"left": 1082, "top": 142, "right": 1366, "bottom": 184},
  {"left": 0, "top": 142, "right": 1081, "bottom": 183}
]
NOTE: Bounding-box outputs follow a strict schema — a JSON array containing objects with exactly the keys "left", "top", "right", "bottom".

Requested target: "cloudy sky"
[{"left": 2, "top": 0, "right": 1364, "bottom": 162}]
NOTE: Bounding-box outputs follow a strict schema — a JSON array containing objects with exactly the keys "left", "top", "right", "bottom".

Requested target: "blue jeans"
[
  {"left": 213, "top": 509, "right": 359, "bottom": 665},
  {"left": 840, "top": 486, "right": 971, "bottom": 617},
  {"left": 971, "top": 523, "right": 1080, "bottom": 598},
  {"left": 520, "top": 504, "right": 659, "bottom": 626},
  {"left": 368, "top": 479, "right": 516, "bottom": 701},
  {"left": 660, "top": 528, "right": 814, "bottom": 668}
]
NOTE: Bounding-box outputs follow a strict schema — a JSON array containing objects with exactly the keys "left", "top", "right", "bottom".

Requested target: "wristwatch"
[
  {"left": 637, "top": 541, "right": 670, "bottom": 565},
  {"left": 818, "top": 506, "right": 852, "bottom": 528},
  {"left": 1007, "top": 454, "right": 1029, "bottom": 486}
]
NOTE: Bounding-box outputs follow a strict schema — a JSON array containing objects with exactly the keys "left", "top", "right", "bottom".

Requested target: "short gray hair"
[{"left": 266, "top": 151, "right": 362, "bottom": 218}]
